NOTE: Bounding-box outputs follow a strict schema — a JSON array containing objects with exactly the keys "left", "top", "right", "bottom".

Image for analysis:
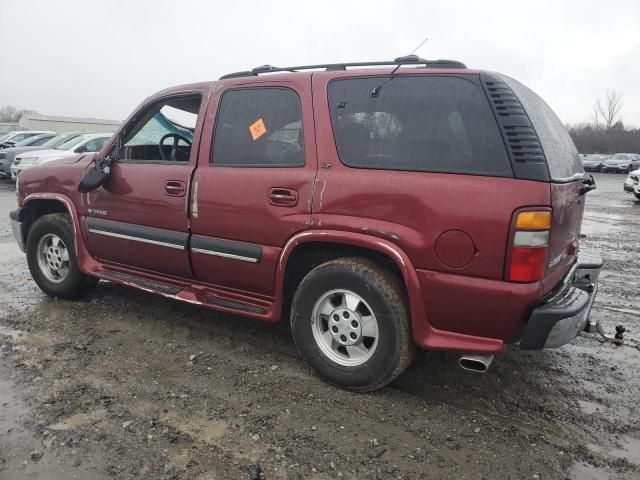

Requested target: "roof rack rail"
[{"left": 219, "top": 55, "right": 467, "bottom": 80}]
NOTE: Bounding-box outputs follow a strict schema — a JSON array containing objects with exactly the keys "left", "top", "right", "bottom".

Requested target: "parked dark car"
[
  {"left": 603, "top": 153, "right": 640, "bottom": 173},
  {"left": 10, "top": 56, "right": 604, "bottom": 391},
  {"left": 581, "top": 154, "right": 607, "bottom": 172},
  {"left": 0, "top": 133, "right": 81, "bottom": 178}
]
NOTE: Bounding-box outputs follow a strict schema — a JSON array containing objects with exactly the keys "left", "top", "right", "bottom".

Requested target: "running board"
[
  {"left": 95, "top": 269, "right": 271, "bottom": 318},
  {"left": 98, "top": 270, "right": 182, "bottom": 295},
  {"left": 201, "top": 294, "right": 266, "bottom": 314}
]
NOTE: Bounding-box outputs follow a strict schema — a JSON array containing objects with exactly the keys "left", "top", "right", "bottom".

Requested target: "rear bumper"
[{"left": 519, "top": 252, "right": 602, "bottom": 349}]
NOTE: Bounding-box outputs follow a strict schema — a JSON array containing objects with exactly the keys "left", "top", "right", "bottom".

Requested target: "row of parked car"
[
  {"left": 580, "top": 153, "right": 640, "bottom": 173},
  {"left": 0, "top": 131, "right": 112, "bottom": 180}
]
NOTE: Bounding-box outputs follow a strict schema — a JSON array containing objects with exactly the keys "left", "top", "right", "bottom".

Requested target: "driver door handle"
[{"left": 165, "top": 180, "right": 186, "bottom": 197}]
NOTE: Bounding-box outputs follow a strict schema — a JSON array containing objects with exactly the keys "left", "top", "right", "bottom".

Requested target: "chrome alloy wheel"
[
  {"left": 36, "top": 233, "right": 70, "bottom": 283},
  {"left": 311, "top": 289, "right": 379, "bottom": 366}
]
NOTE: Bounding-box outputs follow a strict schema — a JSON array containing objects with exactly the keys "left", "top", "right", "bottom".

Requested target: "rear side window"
[
  {"left": 327, "top": 76, "right": 512, "bottom": 177},
  {"left": 497, "top": 74, "right": 582, "bottom": 181},
  {"left": 212, "top": 88, "right": 304, "bottom": 167}
]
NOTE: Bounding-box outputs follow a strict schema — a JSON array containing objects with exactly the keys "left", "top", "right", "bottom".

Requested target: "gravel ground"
[{"left": 0, "top": 173, "right": 639, "bottom": 480}]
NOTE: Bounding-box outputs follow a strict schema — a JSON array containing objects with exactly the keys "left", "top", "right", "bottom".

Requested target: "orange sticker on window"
[{"left": 249, "top": 118, "right": 267, "bottom": 141}]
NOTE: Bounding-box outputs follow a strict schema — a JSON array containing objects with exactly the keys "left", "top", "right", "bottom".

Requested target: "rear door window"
[
  {"left": 327, "top": 76, "right": 512, "bottom": 177},
  {"left": 212, "top": 88, "right": 305, "bottom": 167}
]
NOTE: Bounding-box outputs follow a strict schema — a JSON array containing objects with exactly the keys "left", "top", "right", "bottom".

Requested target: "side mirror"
[
  {"left": 75, "top": 145, "right": 88, "bottom": 153},
  {"left": 78, "top": 158, "right": 112, "bottom": 193}
]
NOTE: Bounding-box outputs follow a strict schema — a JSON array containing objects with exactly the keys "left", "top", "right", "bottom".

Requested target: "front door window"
[{"left": 121, "top": 95, "right": 201, "bottom": 162}]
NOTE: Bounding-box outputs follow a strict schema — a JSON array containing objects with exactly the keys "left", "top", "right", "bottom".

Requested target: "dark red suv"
[{"left": 10, "top": 56, "right": 603, "bottom": 391}]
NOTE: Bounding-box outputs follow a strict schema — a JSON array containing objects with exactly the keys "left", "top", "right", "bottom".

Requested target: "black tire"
[
  {"left": 26, "top": 213, "right": 98, "bottom": 299},
  {"left": 635, "top": 194, "right": 640, "bottom": 200},
  {"left": 290, "top": 258, "right": 414, "bottom": 392}
]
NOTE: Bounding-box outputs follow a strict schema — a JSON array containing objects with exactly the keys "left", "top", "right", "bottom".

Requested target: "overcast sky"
[{"left": 1, "top": 0, "right": 639, "bottom": 126}]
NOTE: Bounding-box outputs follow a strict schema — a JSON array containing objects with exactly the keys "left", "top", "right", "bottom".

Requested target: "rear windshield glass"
[
  {"left": 497, "top": 74, "right": 582, "bottom": 181},
  {"left": 327, "top": 76, "right": 512, "bottom": 177}
]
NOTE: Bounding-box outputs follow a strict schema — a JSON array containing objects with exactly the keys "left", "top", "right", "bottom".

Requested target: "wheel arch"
[
  {"left": 275, "top": 230, "right": 430, "bottom": 343},
  {"left": 22, "top": 193, "right": 98, "bottom": 273}
]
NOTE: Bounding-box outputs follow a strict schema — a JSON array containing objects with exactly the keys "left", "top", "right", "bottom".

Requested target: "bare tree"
[
  {"left": 592, "top": 90, "right": 623, "bottom": 131},
  {"left": 0, "top": 105, "right": 38, "bottom": 123}
]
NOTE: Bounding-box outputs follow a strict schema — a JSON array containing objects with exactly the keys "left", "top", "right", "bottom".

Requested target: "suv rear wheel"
[
  {"left": 290, "top": 258, "right": 414, "bottom": 391},
  {"left": 26, "top": 213, "right": 98, "bottom": 299}
]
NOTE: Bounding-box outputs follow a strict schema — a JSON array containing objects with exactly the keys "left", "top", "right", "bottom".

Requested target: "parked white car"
[
  {"left": 603, "top": 153, "right": 640, "bottom": 173},
  {"left": 624, "top": 169, "right": 640, "bottom": 200},
  {"left": 0, "top": 131, "right": 54, "bottom": 149},
  {"left": 11, "top": 133, "right": 111, "bottom": 179}
]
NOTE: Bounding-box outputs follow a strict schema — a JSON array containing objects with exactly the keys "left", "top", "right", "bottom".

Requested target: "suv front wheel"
[
  {"left": 290, "top": 258, "right": 414, "bottom": 391},
  {"left": 26, "top": 213, "right": 98, "bottom": 299}
]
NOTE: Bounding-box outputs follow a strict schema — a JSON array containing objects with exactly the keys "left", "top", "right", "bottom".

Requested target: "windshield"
[
  {"left": 584, "top": 154, "right": 604, "bottom": 160},
  {"left": 0, "top": 133, "right": 10, "bottom": 143},
  {"left": 125, "top": 111, "right": 194, "bottom": 146},
  {"left": 14, "top": 136, "right": 41, "bottom": 146},
  {"left": 55, "top": 136, "right": 87, "bottom": 150},
  {"left": 44, "top": 134, "right": 80, "bottom": 148},
  {"left": 611, "top": 154, "right": 631, "bottom": 160}
]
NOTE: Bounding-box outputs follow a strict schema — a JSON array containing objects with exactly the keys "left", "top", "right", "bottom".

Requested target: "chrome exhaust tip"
[{"left": 458, "top": 354, "right": 494, "bottom": 373}]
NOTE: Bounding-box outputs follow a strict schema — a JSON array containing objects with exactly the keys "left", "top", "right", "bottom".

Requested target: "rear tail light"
[{"left": 508, "top": 210, "right": 551, "bottom": 283}]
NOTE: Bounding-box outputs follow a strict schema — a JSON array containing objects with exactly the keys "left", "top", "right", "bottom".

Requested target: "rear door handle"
[
  {"left": 269, "top": 188, "right": 298, "bottom": 207},
  {"left": 165, "top": 180, "right": 186, "bottom": 197}
]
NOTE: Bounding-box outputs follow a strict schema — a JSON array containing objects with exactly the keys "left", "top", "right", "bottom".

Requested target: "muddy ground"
[{"left": 0, "top": 173, "right": 639, "bottom": 480}]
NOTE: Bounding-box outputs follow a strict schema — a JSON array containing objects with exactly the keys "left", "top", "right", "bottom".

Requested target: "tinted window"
[
  {"left": 327, "top": 76, "right": 511, "bottom": 176},
  {"left": 498, "top": 74, "right": 582, "bottom": 180},
  {"left": 212, "top": 88, "right": 304, "bottom": 167}
]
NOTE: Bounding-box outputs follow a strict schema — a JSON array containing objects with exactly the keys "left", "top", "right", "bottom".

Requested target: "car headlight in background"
[{"left": 14, "top": 156, "right": 38, "bottom": 165}]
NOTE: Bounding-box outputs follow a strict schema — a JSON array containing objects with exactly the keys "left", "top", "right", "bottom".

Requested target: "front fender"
[{"left": 23, "top": 192, "right": 100, "bottom": 274}]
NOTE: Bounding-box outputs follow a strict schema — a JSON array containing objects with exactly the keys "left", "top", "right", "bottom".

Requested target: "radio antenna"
[
  {"left": 370, "top": 35, "right": 429, "bottom": 98},
  {"left": 408, "top": 35, "right": 429, "bottom": 56}
]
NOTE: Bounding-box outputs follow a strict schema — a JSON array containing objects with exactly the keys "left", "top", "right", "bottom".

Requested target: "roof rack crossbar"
[{"left": 220, "top": 57, "right": 466, "bottom": 80}]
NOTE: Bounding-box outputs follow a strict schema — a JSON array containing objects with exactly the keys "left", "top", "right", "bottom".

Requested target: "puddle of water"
[
  {"left": 160, "top": 411, "right": 227, "bottom": 443},
  {"left": 0, "top": 376, "right": 104, "bottom": 479},
  {"left": 588, "top": 436, "right": 640, "bottom": 465},
  {"left": 0, "top": 324, "right": 51, "bottom": 347},
  {"left": 568, "top": 461, "right": 610, "bottom": 480},
  {"left": 48, "top": 409, "right": 108, "bottom": 431},
  {"left": 581, "top": 219, "right": 621, "bottom": 237},
  {"left": 578, "top": 400, "right": 602, "bottom": 414}
]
